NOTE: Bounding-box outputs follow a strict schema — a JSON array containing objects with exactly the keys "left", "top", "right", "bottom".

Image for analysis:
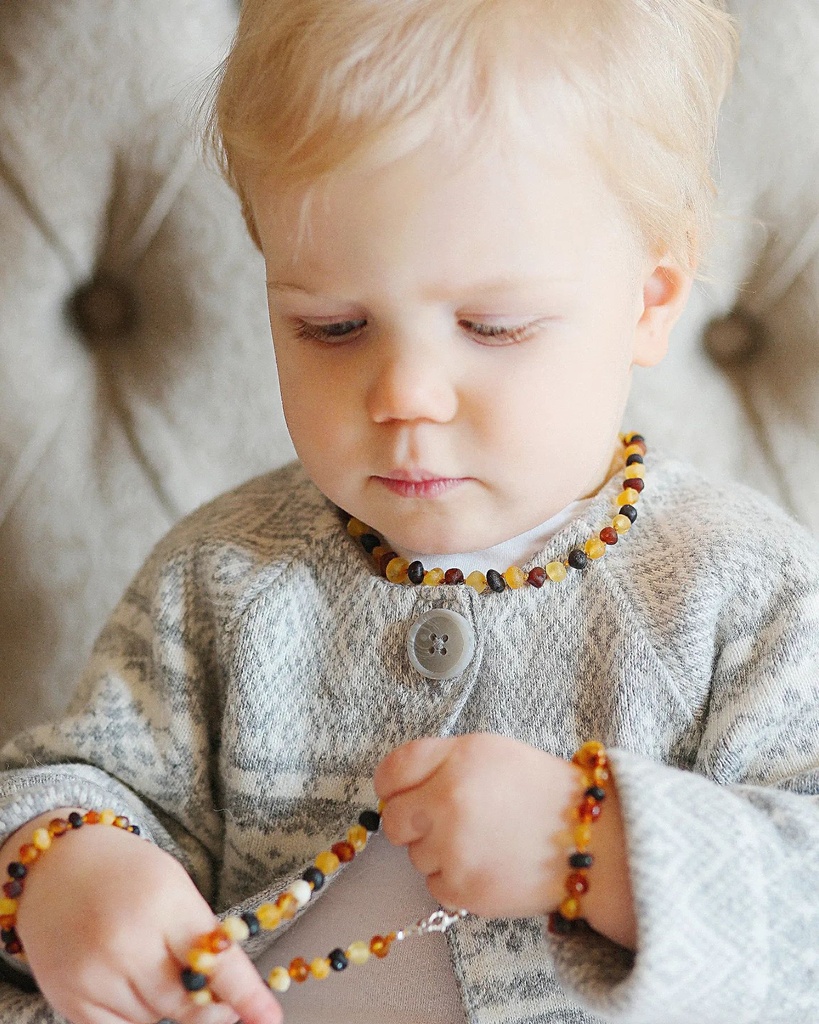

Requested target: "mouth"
[{"left": 372, "top": 472, "right": 468, "bottom": 499}]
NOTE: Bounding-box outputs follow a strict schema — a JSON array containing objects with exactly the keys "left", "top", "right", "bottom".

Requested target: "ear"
[{"left": 632, "top": 259, "right": 694, "bottom": 368}]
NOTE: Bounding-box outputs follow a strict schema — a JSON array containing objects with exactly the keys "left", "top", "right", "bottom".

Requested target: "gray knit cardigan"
[{"left": 0, "top": 455, "right": 818, "bottom": 1024}]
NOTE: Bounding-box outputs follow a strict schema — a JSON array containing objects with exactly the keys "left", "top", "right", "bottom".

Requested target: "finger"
[
  {"left": 136, "top": 935, "right": 250, "bottom": 1024},
  {"left": 406, "top": 837, "right": 440, "bottom": 877},
  {"left": 209, "top": 939, "right": 282, "bottom": 1024},
  {"left": 379, "top": 787, "right": 432, "bottom": 845},
  {"left": 374, "top": 736, "right": 454, "bottom": 801}
]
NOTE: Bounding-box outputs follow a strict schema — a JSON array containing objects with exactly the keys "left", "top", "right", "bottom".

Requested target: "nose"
[{"left": 366, "top": 337, "right": 458, "bottom": 425}]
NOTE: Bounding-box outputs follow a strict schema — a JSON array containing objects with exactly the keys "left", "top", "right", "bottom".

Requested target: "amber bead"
[
  {"left": 503, "top": 565, "right": 526, "bottom": 589},
  {"left": 407, "top": 560, "right": 425, "bottom": 585},
  {"left": 6, "top": 864, "right": 25, "bottom": 880},
  {"left": 331, "top": 841, "right": 356, "bottom": 863},
  {"left": 84, "top": 810, "right": 101, "bottom": 825},
  {"left": 625, "top": 452, "right": 644, "bottom": 466},
  {"left": 187, "top": 949, "right": 218, "bottom": 974},
  {"left": 527, "top": 566, "right": 546, "bottom": 588},
  {"left": 99, "top": 809, "right": 116, "bottom": 826},
  {"left": 360, "top": 533, "right": 380, "bottom": 553},
  {"left": 315, "top": 850, "right": 341, "bottom": 876},
  {"left": 0, "top": 915, "right": 15, "bottom": 931},
  {"left": 599, "top": 527, "right": 618, "bottom": 546},
  {"left": 0, "top": 899, "right": 17, "bottom": 918},
  {"left": 310, "top": 957, "right": 331, "bottom": 979},
  {"left": 612, "top": 514, "right": 632, "bottom": 534},
  {"left": 574, "top": 823, "right": 593, "bottom": 849},
  {"left": 573, "top": 741, "right": 607, "bottom": 768},
  {"left": 423, "top": 568, "right": 445, "bottom": 586},
  {"left": 358, "top": 809, "right": 381, "bottom": 832},
  {"left": 2, "top": 882, "right": 22, "bottom": 900},
  {"left": 619, "top": 504, "right": 637, "bottom": 523},
  {"left": 347, "top": 825, "right": 368, "bottom": 852},
  {"left": 18, "top": 845, "right": 39, "bottom": 866},
  {"left": 201, "top": 928, "right": 232, "bottom": 954},
  {"left": 566, "top": 871, "right": 590, "bottom": 896},
  {"left": 189, "top": 989, "right": 213, "bottom": 1007},
  {"left": 276, "top": 893, "right": 298, "bottom": 918},
  {"left": 465, "top": 570, "right": 487, "bottom": 593},
  {"left": 560, "top": 896, "right": 582, "bottom": 920},
  {"left": 570, "top": 852, "right": 594, "bottom": 869},
  {"left": 379, "top": 551, "right": 398, "bottom": 576},
  {"left": 584, "top": 538, "right": 606, "bottom": 560},
  {"left": 268, "top": 966, "right": 291, "bottom": 992},
  {"left": 329, "top": 948, "right": 349, "bottom": 971},
  {"left": 370, "top": 934, "right": 393, "bottom": 958},
  {"left": 288, "top": 957, "right": 310, "bottom": 983},
  {"left": 545, "top": 561, "right": 567, "bottom": 583},
  {"left": 568, "top": 549, "right": 588, "bottom": 571},
  {"left": 577, "top": 799, "right": 602, "bottom": 823},
  {"left": 625, "top": 441, "right": 647, "bottom": 457},
  {"left": 618, "top": 488, "right": 639, "bottom": 506},
  {"left": 486, "top": 569, "right": 505, "bottom": 592},
  {"left": 47, "top": 818, "right": 70, "bottom": 838},
  {"left": 31, "top": 829, "right": 52, "bottom": 852},
  {"left": 592, "top": 766, "right": 610, "bottom": 785},
  {"left": 221, "top": 916, "right": 251, "bottom": 942},
  {"left": 257, "top": 903, "right": 283, "bottom": 930},
  {"left": 624, "top": 462, "right": 645, "bottom": 478},
  {"left": 624, "top": 477, "right": 645, "bottom": 492},
  {"left": 444, "top": 568, "right": 465, "bottom": 586},
  {"left": 347, "top": 940, "right": 370, "bottom": 965},
  {"left": 347, "top": 518, "right": 367, "bottom": 538},
  {"left": 386, "top": 557, "right": 409, "bottom": 583}
]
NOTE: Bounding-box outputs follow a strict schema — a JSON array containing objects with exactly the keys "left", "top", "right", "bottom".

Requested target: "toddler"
[{"left": 1, "top": 1, "right": 818, "bottom": 1023}]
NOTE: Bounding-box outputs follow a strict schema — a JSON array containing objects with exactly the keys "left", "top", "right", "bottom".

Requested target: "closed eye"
[
  {"left": 459, "top": 319, "right": 546, "bottom": 345},
  {"left": 292, "top": 319, "right": 367, "bottom": 343}
]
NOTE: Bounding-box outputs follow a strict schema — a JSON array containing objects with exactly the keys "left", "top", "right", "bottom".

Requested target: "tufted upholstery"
[
  {"left": 1, "top": 0, "right": 818, "bottom": 745},
  {"left": 0, "top": 0, "right": 294, "bottom": 743}
]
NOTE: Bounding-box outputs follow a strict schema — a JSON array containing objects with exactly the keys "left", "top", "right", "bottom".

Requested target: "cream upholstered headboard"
[{"left": 1, "top": 0, "right": 818, "bottom": 745}]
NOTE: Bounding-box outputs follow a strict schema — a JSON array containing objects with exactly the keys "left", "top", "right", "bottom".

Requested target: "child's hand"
[
  {"left": 374, "top": 735, "right": 585, "bottom": 919},
  {"left": 11, "top": 812, "right": 282, "bottom": 1024}
]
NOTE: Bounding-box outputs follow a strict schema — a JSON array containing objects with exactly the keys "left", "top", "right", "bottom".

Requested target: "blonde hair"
[{"left": 209, "top": 0, "right": 738, "bottom": 268}]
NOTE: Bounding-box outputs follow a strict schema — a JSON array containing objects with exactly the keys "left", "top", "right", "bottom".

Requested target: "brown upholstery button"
[
  {"left": 69, "top": 275, "right": 139, "bottom": 340},
  {"left": 702, "top": 309, "right": 765, "bottom": 367}
]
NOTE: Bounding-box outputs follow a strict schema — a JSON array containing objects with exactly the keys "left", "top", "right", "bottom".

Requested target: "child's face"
[{"left": 250, "top": 122, "right": 687, "bottom": 555}]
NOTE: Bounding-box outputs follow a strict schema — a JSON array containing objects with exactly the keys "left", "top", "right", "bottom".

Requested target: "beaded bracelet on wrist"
[
  {"left": 1, "top": 810, "right": 142, "bottom": 957},
  {"left": 547, "top": 741, "right": 610, "bottom": 937},
  {"left": 346, "top": 433, "right": 647, "bottom": 591}
]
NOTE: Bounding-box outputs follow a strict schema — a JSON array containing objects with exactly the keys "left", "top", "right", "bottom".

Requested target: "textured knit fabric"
[{"left": 0, "top": 454, "right": 818, "bottom": 1023}]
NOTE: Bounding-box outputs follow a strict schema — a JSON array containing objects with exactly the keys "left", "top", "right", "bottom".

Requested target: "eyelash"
[{"left": 291, "top": 319, "right": 542, "bottom": 346}]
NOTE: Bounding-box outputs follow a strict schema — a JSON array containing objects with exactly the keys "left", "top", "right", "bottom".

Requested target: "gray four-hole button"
[{"left": 406, "top": 608, "right": 475, "bottom": 680}]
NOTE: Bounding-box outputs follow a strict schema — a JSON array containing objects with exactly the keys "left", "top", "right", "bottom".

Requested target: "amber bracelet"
[
  {"left": 547, "top": 741, "right": 610, "bottom": 936},
  {"left": 1, "top": 809, "right": 142, "bottom": 957}
]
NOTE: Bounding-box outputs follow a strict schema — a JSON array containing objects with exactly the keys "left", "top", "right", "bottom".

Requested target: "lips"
[{"left": 373, "top": 472, "right": 467, "bottom": 498}]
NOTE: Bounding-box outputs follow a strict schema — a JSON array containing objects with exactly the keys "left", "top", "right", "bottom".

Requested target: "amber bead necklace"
[{"left": 347, "top": 432, "right": 647, "bottom": 590}]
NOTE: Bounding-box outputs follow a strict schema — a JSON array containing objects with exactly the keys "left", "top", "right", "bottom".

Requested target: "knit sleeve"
[
  {"left": 0, "top": 535, "right": 229, "bottom": 905},
  {"left": 548, "top": 539, "right": 819, "bottom": 1022}
]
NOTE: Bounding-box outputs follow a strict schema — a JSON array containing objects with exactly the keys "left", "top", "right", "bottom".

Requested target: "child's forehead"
[{"left": 254, "top": 130, "right": 643, "bottom": 291}]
